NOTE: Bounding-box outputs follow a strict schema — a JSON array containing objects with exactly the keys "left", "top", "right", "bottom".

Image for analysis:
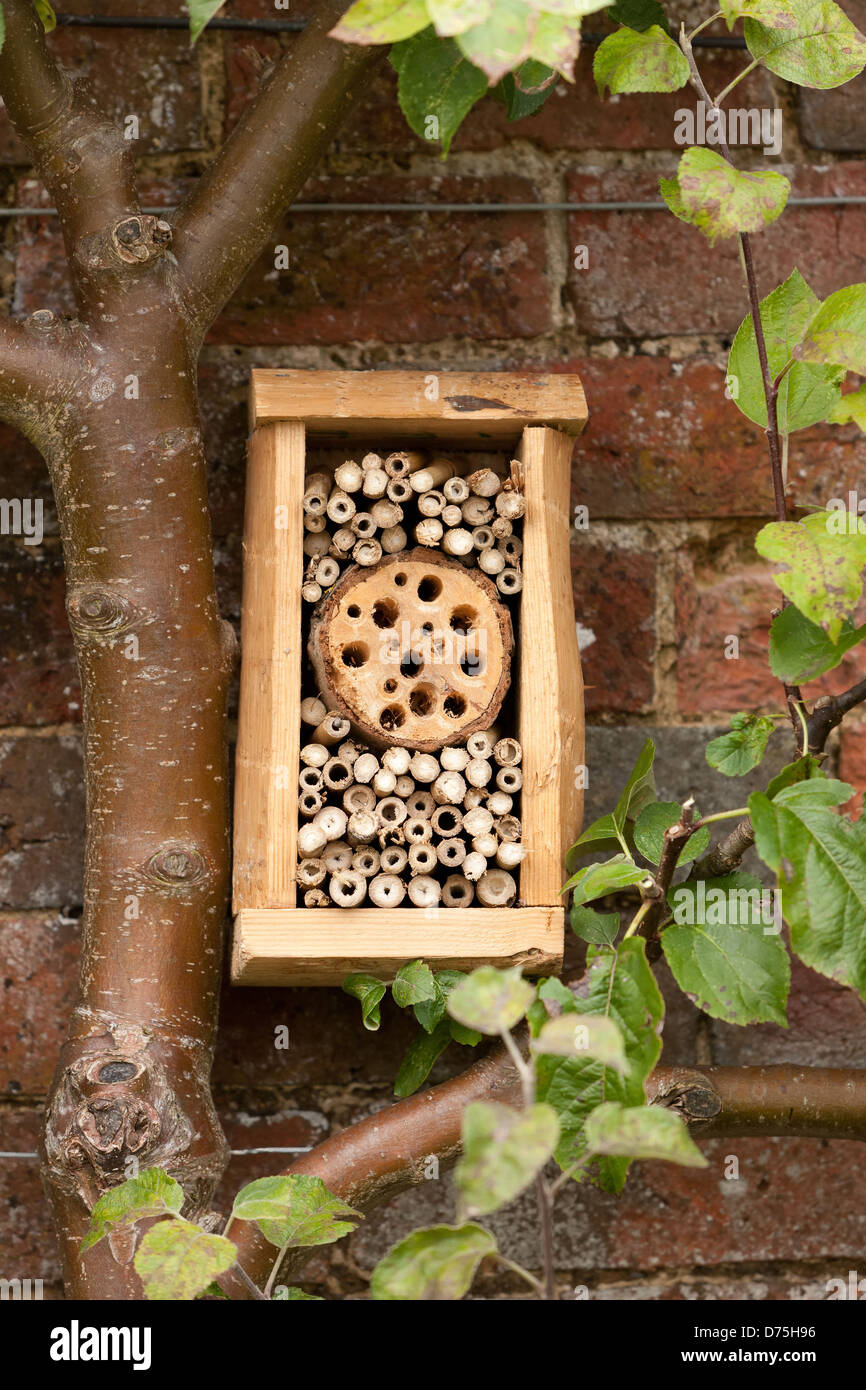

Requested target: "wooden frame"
[{"left": 232, "top": 371, "right": 587, "bottom": 986}]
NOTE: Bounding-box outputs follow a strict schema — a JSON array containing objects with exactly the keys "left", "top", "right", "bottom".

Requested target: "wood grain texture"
[
  {"left": 232, "top": 421, "right": 305, "bottom": 911},
  {"left": 231, "top": 907, "right": 564, "bottom": 985},
  {"left": 516, "top": 426, "right": 584, "bottom": 906},
  {"left": 250, "top": 370, "right": 588, "bottom": 446}
]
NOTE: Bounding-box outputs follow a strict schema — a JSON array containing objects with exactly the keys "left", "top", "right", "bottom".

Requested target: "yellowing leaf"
[
  {"left": 755, "top": 510, "right": 866, "bottom": 640},
  {"left": 661, "top": 147, "right": 789, "bottom": 245}
]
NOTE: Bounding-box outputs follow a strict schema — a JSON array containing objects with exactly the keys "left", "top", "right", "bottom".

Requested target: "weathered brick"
[
  {"left": 566, "top": 164, "right": 866, "bottom": 339},
  {"left": 210, "top": 174, "right": 553, "bottom": 346},
  {"left": 0, "top": 914, "right": 80, "bottom": 1097},
  {"left": 571, "top": 539, "right": 655, "bottom": 712},
  {"left": 0, "top": 1109, "right": 61, "bottom": 1286},
  {"left": 213, "top": 1107, "right": 329, "bottom": 1217},
  {"left": 0, "top": 548, "right": 79, "bottom": 726},
  {"left": 0, "top": 737, "right": 84, "bottom": 910},
  {"left": 838, "top": 710, "right": 866, "bottom": 818},
  {"left": 797, "top": 0, "right": 866, "bottom": 151}
]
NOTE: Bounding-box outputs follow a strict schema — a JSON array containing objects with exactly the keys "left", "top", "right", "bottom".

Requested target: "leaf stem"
[
  {"left": 688, "top": 10, "right": 724, "bottom": 41},
  {"left": 263, "top": 1240, "right": 293, "bottom": 1300},
  {"left": 623, "top": 899, "right": 653, "bottom": 940},
  {"left": 494, "top": 1253, "right": 547, "bottom": 1297},
  {"left": 232, "top": 1262, "right": 268, "bottom": 1301},
  {"left": 694, "top": 806, "right": 750, "bottom": 826},
  {"left": 714, "top": 57, "right": 760, "bottom": 106}
]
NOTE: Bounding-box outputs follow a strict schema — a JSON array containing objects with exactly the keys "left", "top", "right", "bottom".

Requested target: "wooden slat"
[
  {"left": 232, "top": 422, "right": 305, "bottom": 911},
  {"left": 250, "top": 369, "right": 588, "bottom": 446},
  {"left": 231, "top": 907, "right": 563, "bottom": 985},
  {"left": 517, "top": 426, "right": 585, "bottom": 905}
]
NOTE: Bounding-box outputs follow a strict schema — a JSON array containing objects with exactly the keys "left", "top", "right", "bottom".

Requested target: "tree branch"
[
  {"left": 806, "top": 679, "right": 866, "bottom": 753},
  {"left": 173, "top": 0, "right": 384, "bottom": 341}
]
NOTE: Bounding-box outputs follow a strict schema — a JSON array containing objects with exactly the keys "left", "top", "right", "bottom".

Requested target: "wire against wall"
[{"left": 1, "top": 198, "right": 864, "bottom": 217}]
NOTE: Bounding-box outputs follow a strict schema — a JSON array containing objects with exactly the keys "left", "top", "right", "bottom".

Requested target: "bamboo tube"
[
  {"left": 406, "top": 789, "right": 435, "bottom": 818},
  {"left": 303, "top": 513, "right": 327, "bottom": 533},
  {"left": 476, "top": 869, "right": 517, "bottom": 906},
  {"left": 442, "top": 874, "right": 474, "bottom": 907},
  {"left": 471, "top": 526, "right": 495, "bottom": 551},
  {"left": 362, "top": 467, "right": 388, "bottom": 500},
  {"left": 463, "top": 851, "right": 487, "bottom": 883},
  {"left": 300, "top": 741, "right": 329, "bottom": 767},
  {"left": 303, "top": 472, "right": 330, "bottom": 515},
  {"left": 298, "top": 790, "right": 323, "bottom": 818},
  {"left": 466, "top": 468, "right": 501, "bottom": 498},
  {"left": 312, "top": 713, "right": 350, "bottom": 746},
  {"left": 335, "top": 460, "right": 363, "bottom": 493},
  {"left": 463, "top": 788, "right": 486, "bottom": 810},
  {"left": 408, "top": 844, "right": 437, "bottom": 876},
  {"left": 382, "top": 746, "right": 411, "bottom": 776},
  {"left": 432, "top": 770, "right": 467, "bottom": 805},
  {"left": 298, "top": 823, "right": 327, "bottom": 858},
  {"left": 467, "top": 728, "right": 498, "bottom": 758},
  {"left": 369, "top": 873, "right": 406, "bottom": 907},
  {"left": 463, "top": 805, "right": 494, "bottom": 837},
  {"left": 502, "top": 535, "right": 523, "bottom": 562},
  {"left": 361, "top": 451, "right": 384, "bottom": 472},
  {"left": 371, "top": 499, "right": 403, "bottom": 530},
  {"left": 377, "top": 796, "right": 408, "bottom": 828},
  {"left": 326, "top": 489, "right": 355, "bottom": 525},
  {"left": 303, "top": 531, "right": 332, "bottom": 558},
  {"left": 329, "top": 870, "right": 367, "bottom": 907},
  {"left": 472, "top": 832, "right": 497, "bottom": 859},
  {"left": 343, "top": 783, "right": 376, "bottom": 814},
  {"left": 440, "top": 746, "right": 469, "bottom": 772},
  {"left": 496, "top": 767, "right": 523, "bottom": 793},
  {"left": 478, "top": 547, "right": 505, "bottom": 576},
  {"left": 315, "top": 805, "right": 348, "bottom": 842},
  {"left": 316, "top": 556, "right": 340, "bottom": 589},
  {"left": 394, "top": 774, "right": 415, "bottom": 798},
  {"left": 443, "top": 476, "right": 469, "bottom": 504},
  {"left": 304, "top": 888, "right": 330, "bottom": 908},
  {"left": 352, "top": 847, "right": 380, "bottom": 877},
  {"left": 496, "top": 490, "right": 525, "bottom": 520},
  {"left": 337, "top": 739, "right": 362, "bottom": 766},
  {"left": 409, "top": 753, "right": 440, "bottom": 784},
  {"left": 322, "top": 839, "right": 352, "bottom": 871},
  {"left": 465, "top": 757, "right": 492, "bottom": 788},
  {"left": 380, "top": 524, "right": 408, "bottom": 553},
  {"left": 404, "top": 816, "right": 433, "bottom": 844},
  {"left": 418, "top": 489, "right": 445, "bottom": 517},
  {"left": 442, "top": 527, "right": 474, "bottom": 558},
  {"left": 496, "top": 814, "right": 521, "bottom": 842},
  {"left": 350, "top": 511, "right": 376, "bottom": 538},
  {"left": 496, "top": 841, "right": 526, "bottom": 870},
  {"left": 462, "top": 495, "right": 493, "bottom": 526},
  {"left": 387, "top": 478, "right": 412, "bottom": 504},
  {"left": 372, "top": 767, "right": 397, "bottom": 797},
  {"left": 353, "top": 539, "right": 383, "bottom": 566},
  {"left": 383, "top": 450, "right": 425, "bottom": 478},
  {"left": 378, "top": 823, "right": 405, "bottom": 848},
  {"left": 299, "top": 766, "right": 323, "bottom": 792},
  {"left": 380, "top": 845, "right": 408, "bottom": 874},
  {"left": 353, "top": 752, "right": 379, "bottom": 783},
  {"left": 415, "top": 517, "right": 443, "bottom": 547},
  {"left": 297, "top": 857, "right": 326, "bottom": 889},
  {"left": 408, "top": 875, "right": 441, "bottom": 908},
  {"left": 331, "top": 526, "right": 355, "bottom": 554},
  {"left": 487, "top": 790, "right": 513, "bottom": 817},
  {"left": 302, "top": 581, "right": 322, "bottom": 604},
  {"left": 436, "top": 838, "right": 466, "bottom": 869},
  {"left": 410, "top": 459, "right": 460, "bottom": 492},
  {"left": 347, "top": 810, "right": 378, "bottom": 846},
  {"left": 491, "top": 516, "right": 512, "bottom": 539},
  {"left": 493, "top": 737, "right": 521, "bottom": 766},
  {"left": 497, "top": 567, "right": 523, "bottom": 596},
  {"left": 431, "top": 804, "right": 463, "bottom": 838},
  {"left": 441, "top": 504, "right": 463, "bottom": 527}
]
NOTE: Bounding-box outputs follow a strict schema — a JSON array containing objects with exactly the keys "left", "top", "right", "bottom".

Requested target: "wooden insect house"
[{"left": 231, "top": 371, "right": 587, "bottom": 984}]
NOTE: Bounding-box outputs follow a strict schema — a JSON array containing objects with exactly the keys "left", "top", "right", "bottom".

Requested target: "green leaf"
[
  {"left": 394, "top": 1019, "right": 453, "bottom": 1096},
  {"left": 34, "top": 0, "right": 56, "bottom": 34},
  {"left": 390, "top": 29, "right": 489, "bottom": 155},
  {"left": 755, "top": 510, "right": 866, "bottom": 641},
  {"left": 705, "top": 714, "right": 776, "bottom": 777},
  {"left": 272, "top": 1286, "right": 323, "bottom": 1300},
  {"left": 564, "top": 852, "right": 648, "bottom": 901},
  {"left": 768, "top": 605, "right": 866, "bottom": 682},
  {"left": 798, "top": 283, "right": 866, "bottom": 374},
  {"left": 727, "top": 269, "right": 843, "bottom": 432},
  {"left": 664, "top": 872, "right": 790, "bottom": 1025},
  {"left": 456, "top": 1101, "right": 559, "bottom": 1217},
  {"left": 828, "top": 383, "right": 866, "bottom": 430},
  {"left": 455, "top": 0, "right": 535, "bottom": 83},
  {"left": 633, "top": 801, "right": 711, "bottom": 864},
  {"left": 198, "top": 1281, "right": 230, "bottom": 1299},
  {"left": 526, "top": 8, "right": 585, "bottom": 81},
  {"left": 766, "top": 753, "right": 824, "bottom": 798},
  {"left": 570, "top": 902, "right": 620, "bottom": 945},
  {"left": 495, "top": 60, "right": 557, "bottom": 120},
  {"left": 447, "top": 965, "right": 535, "bottom": 1035},
  {"left": 250, "top": 1175, "right": 361, "bottom": 1251},
  {"left": 188, "top": 0, "right": 226, "bottom": 44},
  {"left": 449, "top": 1019, "right": 483, "bottom": 1047},
  {"left": 607, "top": 0, "right": 669, "bottom": 31},
  {"left": 534, "top": 938, "right": 664, "bottom": 1192},
  {"left": 413, "top": 968, "right": 459, "bottom": 1033},
  {"left": 427, "top": 0, "right": 494, "bottom": 34},
  {"left": 81, "top": 1169, "right": 184, "bottom": 1252},
  {"left": 532, "top": 1013, "right": 628, "bottom": 1073},
  {"left": 594, "top": 25, "right": 690, "bottom": 94},
  {"left": 0, "top": 6, "right": 5, "bottom": 53},
  {"left": 331, "top": 0, "right": 430, "bottom": 44},
  {"left": 660, "top": 147, "right": 789, "bottom": 246},
  {"left": 342, "top": 973, "right": 387, "bottom": 1030},
  {"left": 392, "top": 958, "right": 437, "bottom": 1008},
  {"left": 744, "top": 0, "right": 866, "bottom": 89},
  {"left": 134, "top": 1223, "right": 235, "bottom": 1301},
  {"left": 370, "top": 1223, "right": 497, "bottom": 1301},
  {"left": 584, "top": 1102, "right": 709, "bottom": 1166},
  {"left": 750, "top": 781, "right": 866, "bottom": 998},
  {"left": 570, "top": 738, "right": 656, "bottom": 858}
]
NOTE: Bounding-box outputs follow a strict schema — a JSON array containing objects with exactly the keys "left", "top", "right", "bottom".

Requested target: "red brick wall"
[{"left": 1, "top": 0, "right": 865, "bottom": 1300}]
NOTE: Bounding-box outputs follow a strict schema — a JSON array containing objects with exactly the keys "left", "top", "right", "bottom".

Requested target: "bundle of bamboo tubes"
[
  {"left": 296, "top": 706, "right": 525, "bottom": 909},
  {"left": 301, "top": 451, "right": 524, "bottom": 604}
]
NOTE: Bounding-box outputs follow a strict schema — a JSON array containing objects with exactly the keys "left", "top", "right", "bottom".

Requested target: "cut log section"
[{"left": 307, "top": 547, "right": 513, "bottom": 751}]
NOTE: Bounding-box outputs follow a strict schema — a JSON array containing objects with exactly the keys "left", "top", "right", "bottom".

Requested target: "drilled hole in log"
[
  {"left": 379, "top": 705, "right": 406, "bottom": 731},
  {"left": 409, "top": 685, "right": 435, "bottom": 716},
  {"left": 417, "top": 575, "right": 442, "bottom": 602},
  {"left": 372, "top": 598, "right": 398, "bottom": 628},
  {"left": 460, "top": 650, "right": 485, "bottom": 678},
  {"left": 444, "top": 693, "right": 466, "bottom": 718},
  {"left": 341, "top": 642, "right": 369, "bottom": 668},
  {"left": 394, "top": 572, "right": 407, "bottom": 587},
  {"left": 400, "top": 651, "right": 423, "bottom": 679},
  {"left": 383, "top": 678, "right": 397, "bottom": 693},
  {"left": 450, "top": 607, "right": 476, "bottom": 633},
  {"left": 347, "top": 604, "right": 361, "bottom": 619}
]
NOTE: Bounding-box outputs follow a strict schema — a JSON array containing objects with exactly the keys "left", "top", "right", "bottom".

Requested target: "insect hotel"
[{"left": 231, "top": 371, "right": 587, "bottom": 984}]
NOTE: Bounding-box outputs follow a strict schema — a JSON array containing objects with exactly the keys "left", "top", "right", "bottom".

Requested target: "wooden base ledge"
[{"left": 231, "top": 907, "right": 564, "bottom": 986}]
